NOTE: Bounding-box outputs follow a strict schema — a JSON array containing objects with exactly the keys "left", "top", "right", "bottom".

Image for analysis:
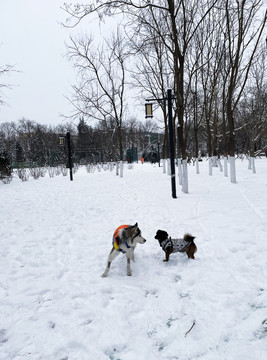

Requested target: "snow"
[{"left": 1, "top": 159, "right": 267, "bottom": 360}]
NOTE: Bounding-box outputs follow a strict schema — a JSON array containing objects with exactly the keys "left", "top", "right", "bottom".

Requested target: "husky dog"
[
  {"left": 154, "top": 230, "right": 197, "bottom": 262},
  {"left": 102, "top": 223, "right": 146, "bottom": 277}
]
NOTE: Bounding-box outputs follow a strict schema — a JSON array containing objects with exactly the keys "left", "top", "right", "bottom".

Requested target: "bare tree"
[
  {"left": 223, "top": 0, "right": 266, "bottom": 182},
  {"left": 0, "top": 64, "right": 15, "bottom": 106},
  {"left": 16, "top": 118, "right": 40, "bottom": 166},
  {"left": 196, "top": 8, "right": 226, "bottom": 174},
  {"left": 0, "top": 122, "right": 17, "bottom": 163},
  {"left": 66, "top": 30, "right": 128, "bottom": 160},
  {"left": 237, "top": 48, "right": 267, "bottom": 169}
]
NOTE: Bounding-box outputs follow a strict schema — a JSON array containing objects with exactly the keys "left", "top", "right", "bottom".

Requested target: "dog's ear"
[{"left": 134, "top": 222, "right": 138, "bottom": 227}]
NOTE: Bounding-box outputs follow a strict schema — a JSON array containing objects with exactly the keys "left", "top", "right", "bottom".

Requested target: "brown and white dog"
[
  {"left": 154, "top": 230, "right": 197, "bottom": 262},
  {"left": 102, "top": 223, "right": 146, "bottom": 277}
]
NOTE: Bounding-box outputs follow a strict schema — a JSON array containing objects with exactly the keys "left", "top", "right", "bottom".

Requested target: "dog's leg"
[
  {"left": 164, "top": 248, "right": 173, "bottom": 262},
  {"left": 187, "top": 252, "right": 195, "bottom": 259},
  {"left": 186, "top": 244, "right": 197, "bottom": 259},
  {"left": 187, "top": 250, "right": 195, "bottom": 259},
  {"left": 126, "top": 248, "right": 134, "bottom": 276},
  {"left": 101, "top": 248, "right": 119, "bottom": 277},
  {"left": 131, "top": 245, "right": 136, "bottom": 262}
]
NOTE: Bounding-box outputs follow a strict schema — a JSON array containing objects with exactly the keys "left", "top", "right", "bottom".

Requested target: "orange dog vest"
[{"left": 113, "top": 225, "right": 129, "bottom": 251}]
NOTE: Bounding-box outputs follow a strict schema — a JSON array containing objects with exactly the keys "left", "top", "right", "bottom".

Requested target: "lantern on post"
[
  {"left": 145, "top": 102, "right": 153, "bottom": 118},
  {"left": 59, "top": 135, "right": 65, "bottom": 146}
]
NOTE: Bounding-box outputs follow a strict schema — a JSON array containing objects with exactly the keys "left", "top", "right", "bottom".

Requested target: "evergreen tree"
[
  {"left": 76, "top": 118, "right": 92, "bottom": 163},
  {"left": 0, "top": 136, "right": 12, "bottom": 179}
]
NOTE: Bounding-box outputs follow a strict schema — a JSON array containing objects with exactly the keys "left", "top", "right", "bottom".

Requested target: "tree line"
[{"left": 0, "top": 116, "right": 161, "bottom": 181}]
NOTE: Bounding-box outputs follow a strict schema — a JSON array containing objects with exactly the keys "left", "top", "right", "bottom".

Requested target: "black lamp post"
[
  {"left": 157, "top": 140, "right": 160, "bottom": 167},
  {"left": 66, "top": 131, "right": 73, "bottom": 181},
  {"left": 145, "top": 89, "right": 177, "bottom": 198},
  {"left": 59, "top": 132, "right": 73, "bottom": 181}
]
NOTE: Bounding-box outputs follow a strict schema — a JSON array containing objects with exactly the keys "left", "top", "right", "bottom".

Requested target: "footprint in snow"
[
  {"left": 174, "top": 275, "right": 181, "bottom": 283},
  {"left": 145, "top": 289, "right": 158, "bottom": 298},
  {"left": 0, "top": 329, "right": 8, "bottom": 344}
]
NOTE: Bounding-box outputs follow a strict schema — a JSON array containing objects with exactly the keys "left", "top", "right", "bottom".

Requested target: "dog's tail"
[{"left": 184, "top": 233, "right": 195, "bottom": 243}]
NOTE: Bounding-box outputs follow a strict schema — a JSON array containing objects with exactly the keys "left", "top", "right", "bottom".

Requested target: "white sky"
[{"left": 0, "top": 0, "right": 91, "bottom": 127}]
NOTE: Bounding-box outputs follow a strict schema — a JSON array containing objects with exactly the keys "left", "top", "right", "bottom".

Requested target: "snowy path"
[{"left": 1, "top": 159, "right": 267, "bottom": 360}]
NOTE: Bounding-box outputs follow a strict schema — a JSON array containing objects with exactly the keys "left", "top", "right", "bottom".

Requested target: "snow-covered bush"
[
  {"left": 1, "top": 175, "right": 12, "bottom": 184},
  {"left": 48, "top": 167, "right": 55, "bottom": 178},
  {"left": 17, "top": 168, "right": 29, "bottom": 182},
  {"left": 61, "top": 166, "right": 68, "bottom": 176}
]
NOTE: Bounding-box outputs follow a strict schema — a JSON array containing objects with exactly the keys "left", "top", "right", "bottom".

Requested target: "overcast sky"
[{"left": 0, "top": 0, "right": 90, "bottom": 127}]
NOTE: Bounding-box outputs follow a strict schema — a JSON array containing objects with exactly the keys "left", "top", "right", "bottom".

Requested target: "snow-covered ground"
[{"left": 1, "top": 158, "right": 267, "bottom": 360}]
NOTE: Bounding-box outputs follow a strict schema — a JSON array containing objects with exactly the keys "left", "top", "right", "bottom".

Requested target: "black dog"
[{"left": 155, "top": 230, "right": 197, "bottom": 262}]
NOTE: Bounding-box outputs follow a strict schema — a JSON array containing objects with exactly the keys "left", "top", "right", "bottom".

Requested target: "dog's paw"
[
  {"left": 101, "top": 272, "right": 108, "bottom": 278},
  {"left": 127, "top": 271, "right": 132, "bottom": 276}
]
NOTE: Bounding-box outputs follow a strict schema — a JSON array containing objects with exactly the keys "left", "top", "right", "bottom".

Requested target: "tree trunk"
[
  {"left": 224, "top": 157, "right": 228, "bottom": 177},
  {"left": 182, "top": 160, "right": 188, "bottom": 194},
  {"left": 178, "top": 158, "right": 182, "bottom": 185},
  {"left": 117, "top": 125, "right": 123, "bottom": 161},
  {"left": 226, "top": 97, "right": 237, "bottom": 183},
  {"left": 195, "top": 159, "right": 200, "bottom": 175},
  {"left": 229, "top": 156, "right": 236, "bottom": 183}
]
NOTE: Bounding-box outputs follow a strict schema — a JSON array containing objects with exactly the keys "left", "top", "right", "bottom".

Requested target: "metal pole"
[
  {"left": 167, "top": 89, "right": 177, "bottom": 198},
  {"left": 157, "top": 141, "right": 160, "bottom": 167},
  {"left": 66, "top": 131, "right": 73, "bottom": 181}
]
